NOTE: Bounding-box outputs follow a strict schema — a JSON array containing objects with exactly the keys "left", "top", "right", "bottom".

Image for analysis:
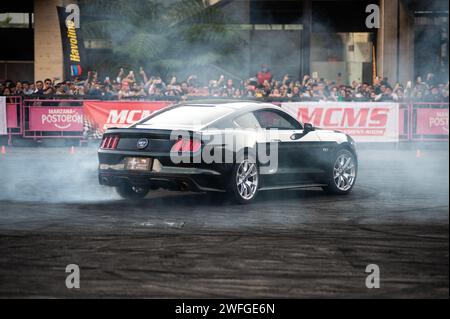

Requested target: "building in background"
[
  {"left": 0, "top": 1, "right": 34, "bottom": 82},
  {"left": 215, "top": 0, "right": 448, "bottom": 84},
  {"left": 0, "top": 0, "right": 448, "bottom": 85}
]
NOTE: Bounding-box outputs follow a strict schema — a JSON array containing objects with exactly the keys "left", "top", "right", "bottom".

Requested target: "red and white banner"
[
  {"left": 0, "top": 97, "right": 6, "bottom": 135},
  {"left": 281, "top": 102, "right": 399, "bottom": 142},
  {"left": 28, "top": 107, "right": 84, "bottom": 132},
  {"left": 415, "top": 108, "right": 449, "bottom": 135},
  {"left": 83, "top": 101, "right": 172, "bottom": 133}
]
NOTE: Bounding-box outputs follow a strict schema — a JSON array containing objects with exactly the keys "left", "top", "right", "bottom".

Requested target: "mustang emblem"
[{"left": 136, "top": 138, "right": 149, "bottom": 150}]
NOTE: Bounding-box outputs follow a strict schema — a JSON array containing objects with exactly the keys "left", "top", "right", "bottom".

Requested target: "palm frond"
[
  {"left": 82, "top": 19, "right": 137, "bottom": 42},
  {"left": 82, "top": 0, "right": 244, "bottom": 78},
  {"left": 114, "top": 32, "right": 170, "bottom": 62},
  {"left": 187, "top": 52, "right": 223, "bottom": 66}
]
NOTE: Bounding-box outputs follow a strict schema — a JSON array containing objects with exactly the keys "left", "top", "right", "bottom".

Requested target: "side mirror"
[{"left": 304, "top": 123, "right": 315, "bottom": 133}]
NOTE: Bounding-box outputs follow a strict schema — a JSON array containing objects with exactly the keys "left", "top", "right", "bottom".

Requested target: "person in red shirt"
[{"left": 257, "top": 64, "right": 272, "bottom": 86}]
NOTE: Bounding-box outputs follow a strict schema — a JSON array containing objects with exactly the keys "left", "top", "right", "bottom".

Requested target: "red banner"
[
  {"left": 6, "top": 103, "right": 19, "bottom": 128},
  {"left": 83, "top": 101, "right": 173, "bottom": 133},
  {"left": 29, "top": 107, "right": 84, "bottom": 131},
  {"left": 282, "top": 102, "right": 399, "bottom": 142},
  {"left": 415, "top": 108, "right": 449, "bottom": 135}
]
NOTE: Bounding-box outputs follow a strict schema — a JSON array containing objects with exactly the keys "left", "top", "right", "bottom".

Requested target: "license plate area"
[{"left": 125, "top": 157, "right": 152, "bottom": 171}]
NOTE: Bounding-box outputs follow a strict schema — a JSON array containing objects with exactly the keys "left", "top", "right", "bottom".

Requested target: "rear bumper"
[{"left": 98, "top": 159, "right": 227, "bottom": 192}]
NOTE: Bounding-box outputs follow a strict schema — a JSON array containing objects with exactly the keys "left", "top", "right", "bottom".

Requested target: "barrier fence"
[
  {"left": 5, "top": 96, "right": 23, "bottom": 145},
  {"left": 22, "top": 99, "right": 85, "bottom": 141},
  {"left": 1, "top": 97, "right": 448, "bottom": 145},
  {"left": 399, "top": 103, "right": 410, "bottom": 141}
]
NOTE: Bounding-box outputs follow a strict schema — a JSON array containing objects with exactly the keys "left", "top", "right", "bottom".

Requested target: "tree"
[
  {"left": 80, "top": 0, "right": 244, "bottom": 80},
  {"left": 0, "top": 16, "right": 12, "bottom": 28}
]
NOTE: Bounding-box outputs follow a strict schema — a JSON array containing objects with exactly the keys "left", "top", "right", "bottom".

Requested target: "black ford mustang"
[{"left": 98, "top": 101, "right": 357, "bottom": 203}]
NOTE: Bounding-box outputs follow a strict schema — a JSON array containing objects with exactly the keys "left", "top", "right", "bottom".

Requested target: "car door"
[
  {"left": 253, "top": 109, "right": 309, "bottom": 186},
  {"left": 254, "top": 108, "right": 328, "bottom": 187}
]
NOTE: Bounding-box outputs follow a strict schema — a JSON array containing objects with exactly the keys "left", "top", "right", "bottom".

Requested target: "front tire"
[
  {"left": 323, "top": 149, "right": 357, "bottom": 195},
  {"left": 116, "top": 183, "right": 150, "bottom": 199},
  {"left": 228, "top": 154, "right": 259, "bottom": 204}
]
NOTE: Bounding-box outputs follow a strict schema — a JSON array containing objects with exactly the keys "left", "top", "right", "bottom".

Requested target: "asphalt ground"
[{"left": 0, "top": 143, "right": 448, "bottom": 298}]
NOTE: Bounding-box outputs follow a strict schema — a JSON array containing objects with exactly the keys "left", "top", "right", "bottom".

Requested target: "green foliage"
[
  {"left": 0, "top": 16, "right": 13, "bottom": 27},
  {"left": 80, "top": 0, "right": 244, "bottom": 78}
]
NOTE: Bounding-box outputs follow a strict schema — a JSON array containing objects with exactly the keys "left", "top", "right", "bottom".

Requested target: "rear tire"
[
  {"left": 323, "top": 149, "right": 357, "bottom": 195},
  {"left": 228, "top": 154, "right": 259, "bottom": 204},
  {"left": 116, "top": 184, "right": 150, "bottom": 199}
]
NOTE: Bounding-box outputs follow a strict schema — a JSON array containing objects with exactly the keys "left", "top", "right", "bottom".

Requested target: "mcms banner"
[
  {"left": 57, "top": 6, "right": 86, "bottom": 79},
  {"left": 83, "top": 101, "right": 173, "bottom": 137},
  {"left": 281, "top": 102, "right": 399, "bottom": 142}
]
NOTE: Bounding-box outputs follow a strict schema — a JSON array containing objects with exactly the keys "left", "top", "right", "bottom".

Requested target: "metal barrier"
[
  {"left": 23, "top": 99, "right": 85, "bottom": 143},
  {"left": 399, "top": 103, "right": 410, "bottom": 141},
  {"left": 5, "top": 96, "right": 23, "bottom": 145},
  {"left": 3, "top": 97, "right": 448, "bottom": 144}
]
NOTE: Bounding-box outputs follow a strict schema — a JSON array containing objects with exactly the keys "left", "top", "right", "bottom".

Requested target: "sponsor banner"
[
  {"left": 83, "top": 101, "right": 173, "bottom": 134},
  {"left": 415, "top": 108, "right": 449, "bottom": 135},
  {"left": 29, "top": 107, "right": 84, "bottom": 132},
  {"left": 57, "top": 6, "right": 86, "bottom": 79},
  {"left": 0, "top": 97, "right": 6, "bottom": 135},
  {"left": 281, "top": 102, "right": 399, "bottom": 142}
]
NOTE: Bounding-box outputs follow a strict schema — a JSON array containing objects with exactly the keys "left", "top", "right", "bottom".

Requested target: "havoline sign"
[{"left": 57, "top": 6, "right": 86, "bottom": 80}]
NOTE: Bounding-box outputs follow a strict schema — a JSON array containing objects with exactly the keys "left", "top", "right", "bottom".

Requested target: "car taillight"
[
  {"left": 101, "top": 135, "right": 120, "bottom": 150},
  {"left": 171, "top": 138, "right": 201, "bottom": 153}
]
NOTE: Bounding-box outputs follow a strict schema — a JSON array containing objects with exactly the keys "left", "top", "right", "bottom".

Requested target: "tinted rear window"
[{"left": 139, "top": 105, "right": 233, "bottom": 127}]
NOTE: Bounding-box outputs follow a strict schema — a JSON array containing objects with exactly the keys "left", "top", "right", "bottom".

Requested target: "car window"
[
  {"left": 254, "top": 110, "right": 300, "bottom": 130},
  {"left": 233, "top": 112, "right": 261, "bottom": 129},
  {"left": 139, "top": 105, "right": 233, "bottom": 127}
]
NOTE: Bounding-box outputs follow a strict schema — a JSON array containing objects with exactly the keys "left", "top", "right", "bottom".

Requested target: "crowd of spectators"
[{"left": 1, "top": 66, "right": 448, "bottom": 103}]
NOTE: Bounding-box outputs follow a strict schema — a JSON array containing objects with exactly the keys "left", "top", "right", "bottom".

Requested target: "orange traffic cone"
[
  {"left": 416, "top": 149, "right": 421, "bottom": 158},
  {"left": 70, "top": 146, "right": 75, "bottom": 155},
  {"left": 1, "top": 146, "right": 6, "bottom": 155}
]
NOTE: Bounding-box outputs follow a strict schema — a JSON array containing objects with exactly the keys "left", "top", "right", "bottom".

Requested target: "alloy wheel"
[
  {"left": 333, "top": 153, "right": 356, "bottom": 191},
  {"left": 236, "top": 159, "right": 259, "bottom": 200}
]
